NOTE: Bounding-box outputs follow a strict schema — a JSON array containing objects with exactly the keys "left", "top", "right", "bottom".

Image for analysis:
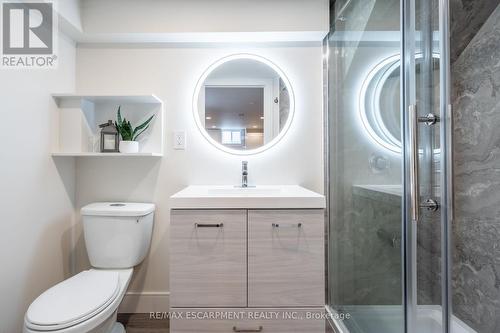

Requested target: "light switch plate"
[{"left": 173, "top": 131, "right": 186, "bottom": 150}]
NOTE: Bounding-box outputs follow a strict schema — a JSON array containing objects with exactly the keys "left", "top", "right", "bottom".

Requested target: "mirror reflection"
[
  {"left": 197, "top": 58, "right": 291, "bottom": 151},
  {"left": 360, "top": 55, "right": 439, "bottom": 153}
]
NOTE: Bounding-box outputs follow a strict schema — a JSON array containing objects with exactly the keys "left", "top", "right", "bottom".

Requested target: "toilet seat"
[{"left": 25, "top": 270, "right": 120, "bottom": 331}]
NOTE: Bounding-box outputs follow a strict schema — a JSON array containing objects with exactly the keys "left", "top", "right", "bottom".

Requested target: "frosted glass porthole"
[{"left": 193, "top": 54, "right": 295, "bottom": 155}]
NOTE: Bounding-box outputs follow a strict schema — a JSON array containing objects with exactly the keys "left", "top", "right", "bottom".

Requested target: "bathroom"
[{"left": 0, "top": 0, "right": 498, "bottom": 332}]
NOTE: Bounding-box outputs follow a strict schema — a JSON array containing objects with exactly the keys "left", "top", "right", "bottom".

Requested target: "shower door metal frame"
[
  {"left": 402, "top": 0, "right": 453, "bottom": 333},
  {"left": 438, "top": 0, "right": 453, "bottom": 332}
]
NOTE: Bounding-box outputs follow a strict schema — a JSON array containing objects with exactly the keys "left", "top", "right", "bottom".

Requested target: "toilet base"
[{"left": 110, "top": 322, "right": 125, "bottom": 333}]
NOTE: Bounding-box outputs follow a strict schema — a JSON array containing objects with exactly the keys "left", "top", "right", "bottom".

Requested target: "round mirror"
[
  {"left": 193, "top": 54, "right": 294, "bottom": 155},
  {"left": 359, "top": 54, "right": 439, "bottom": 153}
]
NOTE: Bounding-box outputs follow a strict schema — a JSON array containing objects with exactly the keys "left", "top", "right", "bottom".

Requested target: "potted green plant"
[{"left": 115, "top": 106, "right": 155, "bottom": 153}]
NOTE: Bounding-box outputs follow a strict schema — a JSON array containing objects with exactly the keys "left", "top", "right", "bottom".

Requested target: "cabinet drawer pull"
[
  {"left": 233, "top": 326, "right": 263, "bottom": 332},
  {"left": 272, "top": 223, "right": 302, "bottom": 228},
  {"left": 195, "top": 223, "right": 224, "bottom": 228}
]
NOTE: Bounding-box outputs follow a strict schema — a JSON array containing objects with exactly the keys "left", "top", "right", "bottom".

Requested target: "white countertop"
[{"left": 170, "top": 185, "right": 326, "bottom": 209}]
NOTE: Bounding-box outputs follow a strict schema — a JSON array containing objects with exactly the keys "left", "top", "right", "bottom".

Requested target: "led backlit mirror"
[
  {"left": 194, "top": 54, "right": 294, "bottom": 155},
  {"left": 359, "top": 54, "right": 439, "bottom": 153}
]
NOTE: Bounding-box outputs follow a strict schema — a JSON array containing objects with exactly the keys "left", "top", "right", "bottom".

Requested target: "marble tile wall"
[
  {"left": 339, "top": 187, "right": 441, "bottom": 306},
  {"left": 452, "top": 4, "right": 500, "bottom": 333},
  {"left": 338, "top": 187, "right": 402, "bottom": 305},
  {"left": 450, "top": 0, "right": 500, "bottom": 63}
]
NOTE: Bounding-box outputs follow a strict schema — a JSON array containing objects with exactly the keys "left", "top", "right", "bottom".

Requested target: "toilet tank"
[{"left": 81, "top": 202, "right": 155, "bottom": 269}]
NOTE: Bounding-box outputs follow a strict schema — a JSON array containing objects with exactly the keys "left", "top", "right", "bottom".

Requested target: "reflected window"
[{"left": 221, "top": 129, "right": 244, "bottom": 146}]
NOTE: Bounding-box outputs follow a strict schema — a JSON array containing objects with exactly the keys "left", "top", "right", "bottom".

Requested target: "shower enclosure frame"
[
  {"left": 402, "top": 0, "right": 453, "bottom": 332},
  {"left": 324, "top": 0, "right": 454, "bottom": 332}
]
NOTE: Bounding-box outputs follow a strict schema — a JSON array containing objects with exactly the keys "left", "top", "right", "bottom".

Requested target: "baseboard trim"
[{"left": 119, "top": 291, "right": 170, "bottom": 313}]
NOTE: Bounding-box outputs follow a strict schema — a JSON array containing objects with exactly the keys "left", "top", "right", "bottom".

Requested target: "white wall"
[
  {"left": 57, "top": 0, "right": 82, "bottom": 30},
  {"left": 0, "top": 34, "right": 76, "bottom": 332},
  {"left": 56, "top": 0, "right": 83, "bottom": 39},
  {"left": 81, "top": 0, "right": 328, "bottom": 34},
  {"left": 74, "top": 44, "right": 324, "bottom": 312}
]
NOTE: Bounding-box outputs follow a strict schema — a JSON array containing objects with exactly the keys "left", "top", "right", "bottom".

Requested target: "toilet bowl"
[{"left": 24, "top": 203, "right": 155, "bottom": 333}]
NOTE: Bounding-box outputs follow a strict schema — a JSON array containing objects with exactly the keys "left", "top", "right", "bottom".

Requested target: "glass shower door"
[
  {"left": 326, "top": 0, "right": 452, "bottom": 332},
  {"left": 326, "top": 0, "right": 405, "bottom": 332}
]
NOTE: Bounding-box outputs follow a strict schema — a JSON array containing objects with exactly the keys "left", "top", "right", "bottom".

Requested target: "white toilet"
[{"left": 23, "top": 202, "right": 155, "bottom": 333}]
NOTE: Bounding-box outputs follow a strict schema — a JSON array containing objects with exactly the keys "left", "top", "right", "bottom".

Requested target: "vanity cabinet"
[
  {"left": 170, "top": 210, "right": 247, "bottom": 307},
  {"left": 248, "top": 210, "right": 324, "bottom": 307},
  {"left": 171, "top": 308, "right": 325, "bottom": 333},
  {"left": 170, "top": 208, "right": 325, "bottom": 333}
]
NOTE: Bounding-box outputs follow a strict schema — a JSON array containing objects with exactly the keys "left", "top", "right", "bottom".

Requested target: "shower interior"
[{"left": 325, "top": 0, "right": 500, "bottom": 332}]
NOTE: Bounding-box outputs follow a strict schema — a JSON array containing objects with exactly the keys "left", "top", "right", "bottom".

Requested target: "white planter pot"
[{"left": 119, "top": 141, "right": 139, "bottom": 154}]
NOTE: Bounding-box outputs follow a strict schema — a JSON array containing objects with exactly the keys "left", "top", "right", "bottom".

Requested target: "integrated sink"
[
  {"left": 207, "top": 186, "right": 282, "bottom": 196},
  {"left": 170, "top": 185, "right": 325, "bottom": 209}
]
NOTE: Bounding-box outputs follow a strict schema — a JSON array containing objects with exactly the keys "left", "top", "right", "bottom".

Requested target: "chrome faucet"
[{"left": 241, "top": 161, "right": 248, "bottom": 188}]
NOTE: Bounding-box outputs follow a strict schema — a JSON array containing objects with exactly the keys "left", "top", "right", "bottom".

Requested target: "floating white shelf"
[
  {"left": 52, "top": 94, "right": 163, "bottom": 105},
  {"left": 52, "top": 152, "right": 163, "bottom": 157},
  {"left": 51, "top": 94, "right": 164, "bottom": 157}
]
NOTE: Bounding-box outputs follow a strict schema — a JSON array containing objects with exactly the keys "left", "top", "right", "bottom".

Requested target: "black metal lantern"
[{"left": 99, "top": 120, "right": 119, "bottom": 152}]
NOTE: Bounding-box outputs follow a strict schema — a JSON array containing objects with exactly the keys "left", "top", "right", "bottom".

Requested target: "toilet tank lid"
[{"left": 81, "top": 202, "right": 155, "bottom": 217}]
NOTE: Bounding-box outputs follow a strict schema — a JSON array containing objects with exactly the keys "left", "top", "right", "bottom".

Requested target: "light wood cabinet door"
[
  {"left": 248, "top": 210, "right": 324, "bottom": 307},
  {"left": 170, "top": 210, "right": 247, "bottom": 307},
  {"left": 171, "top": 308, "right": 325, "bottom": 333}
]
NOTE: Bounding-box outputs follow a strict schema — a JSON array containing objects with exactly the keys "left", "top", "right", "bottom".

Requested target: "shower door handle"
[
  {"left": 409, "top": 104, "right": 419, "bottom": 222},
  {"left": 409, "top": 105, "right": 440, "bottom": 222}
]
